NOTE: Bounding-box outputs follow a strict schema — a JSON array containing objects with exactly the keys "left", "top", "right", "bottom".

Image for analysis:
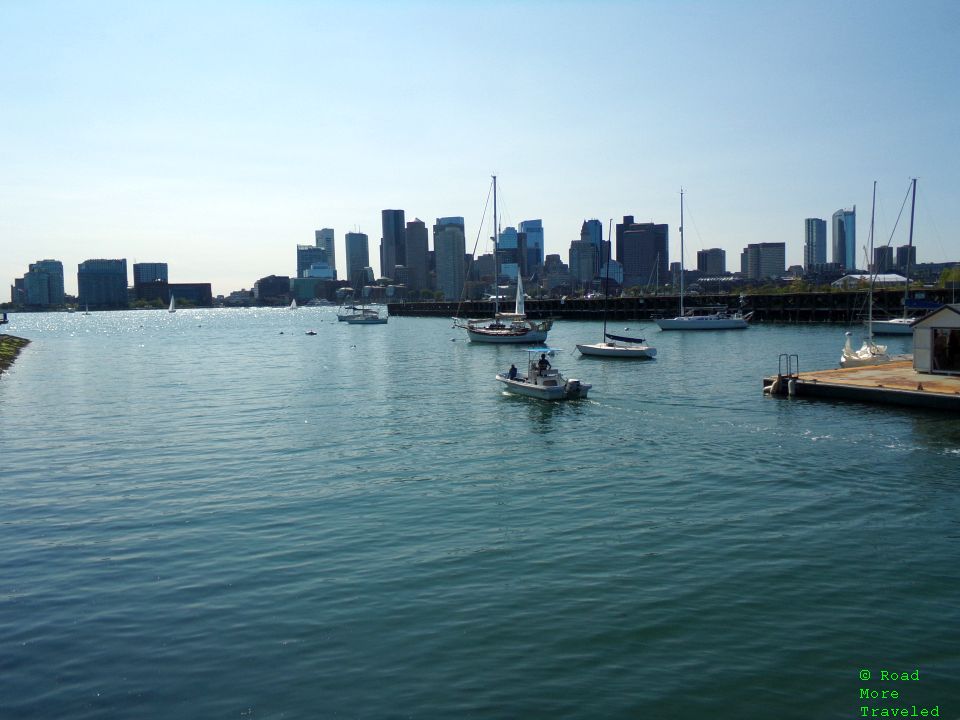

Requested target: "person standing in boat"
[{"left": 537, "top": 353, "right": 551, "bottom": 374}]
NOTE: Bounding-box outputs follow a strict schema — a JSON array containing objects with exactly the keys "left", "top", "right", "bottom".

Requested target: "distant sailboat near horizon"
[
  {"left": 655, "top": 190, "right": 750, "bottom": 331},
  {"left": 289, "top": 298, "right": 298, "bottom": 310},
  {"left": 168, "top": 295, "right": 176, "bottom": 313}
]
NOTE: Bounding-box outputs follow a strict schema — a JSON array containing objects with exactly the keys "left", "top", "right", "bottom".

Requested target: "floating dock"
[{"left": 763, "top": 360, "right": 960, "bottom": 411}]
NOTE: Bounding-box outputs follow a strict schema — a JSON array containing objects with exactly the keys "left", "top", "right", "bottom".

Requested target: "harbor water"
[{"left": 1, "top": 309, "right": 957, "bottom": 719}]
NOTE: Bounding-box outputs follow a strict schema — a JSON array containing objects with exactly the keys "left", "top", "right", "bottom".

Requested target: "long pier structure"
[{"left": 388, "top": 287, "right": 952, "bottom": 323}]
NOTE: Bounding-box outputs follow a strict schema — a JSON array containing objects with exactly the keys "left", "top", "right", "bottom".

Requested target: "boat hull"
[
  {"left": 655, "top": 316, "right": 748, "bottom": 330},
  {"left": 346, "top": 316, "right": 388, "bottom": 325},
  {"left": 467, "top": 327, "right": 549, "bottom": 344},
  {"left": 496, "top": 373, "right": 590, "bottom": 400},
  {"left": 871, "top": 319, "right": 915, "bottom": 335},
  {"left": 576, "top": 342, "right": 657, "bottom": 359}
]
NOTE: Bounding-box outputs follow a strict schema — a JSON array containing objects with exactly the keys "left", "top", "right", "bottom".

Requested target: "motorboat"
[
  {"left": 496, "top": 348, "right": 591, "bottom": 400},
  {"left": 346, "top": 309, "right": 387, "bottom": 325}
]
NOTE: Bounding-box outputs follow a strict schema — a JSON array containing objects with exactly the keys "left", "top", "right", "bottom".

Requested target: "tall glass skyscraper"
[
  {"left": 315, "top": 229, "right": 336, "bottom": 277},
  {"left": 380, "top": 210, "right": 406, "bottom": 280},
  {"left": 832, "top": 208, "right": 856, "bottom": 270},
  {"left": 804, "top": 218, "right": 827, "bottom": 270},
  {"left": 518, "top": 219, "right": 544, "bottom": 271},
  {"left": 433, "top": 217, "right": 466, "bottom": 301},
  {"left": 345, "top": 232, "right": 370, "bottom": 291}
]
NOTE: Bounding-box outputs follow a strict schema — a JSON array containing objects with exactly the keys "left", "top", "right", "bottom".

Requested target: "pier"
[
  {"left": 388, "top": 287, "right": 953, "bottom": 323},
  {"left": 762, "top": 360, "right": 960, "bottom": 411}
]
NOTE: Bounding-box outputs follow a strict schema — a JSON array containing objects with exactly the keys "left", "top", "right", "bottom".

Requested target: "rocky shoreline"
[{"left": 0, "top": 334, "right": 30, "bottom": 374}]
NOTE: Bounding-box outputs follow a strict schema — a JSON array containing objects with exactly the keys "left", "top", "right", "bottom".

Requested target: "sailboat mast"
[
  {"left": 679, "top": 189, "right": 685, "bottom": 317},
  {"left": 903, "top": 177, "right": 917, "bottom": 320},
  {"left": 492, "top": 175, "right": 499, "bottom": 317},
  {"left": 602, "top": 218, "right": 613, "bottom": 339},
  {"left": 867, "top": 180, "right": 877, "bottom": 340}
]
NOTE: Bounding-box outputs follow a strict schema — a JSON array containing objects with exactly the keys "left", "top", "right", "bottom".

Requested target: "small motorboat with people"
[{"left": 496, "top": 347, "right": 592, "bottom": 401}]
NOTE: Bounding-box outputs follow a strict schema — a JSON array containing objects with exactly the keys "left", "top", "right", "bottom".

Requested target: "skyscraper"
[
  {"left": 518, "top": 219, "right": 544, "bottom": 272},
  {"left": 616, "top": 216, "right": 669, "bottom": 289},
  {"left": 345, "top": 232, "right": 370, "bottom": 291},
  {"left": 78, "top": 259, "right": 128, "bottom": 308},
  {"left": 315, "top": 229, "right": 336, "bottom": 276},
  {"left": 434, "top": 217, "right": 466, "bottom": 301},
  {"left": 24, "top": 259, "right": 65, "bottom": 305},
  {"left": 896, "top": 245, "right": 917, "bottom": 273},
  {"left": 832, "top": 207, "right": 856, "bottom": 270},
  {"left": 741, "top": 243, "right": 786, "bottom": 280},
  {"left": 296, "top": 245, "right": 328, "bottom": 278},
  {"left": 404, "top": 219, "right": 429, "bottom": 293},
  {"left": 581, "top": 219, "right": 603, "bottom": 275},
  {"left": 569, "top": 240, "right": 598, "bottom": 291},
  {"left": 696, "top": 248, "right": 726, "bottom": 275},
  {"left": 804, "top": 218, "right": 827, "bottom": 270},
  {"left": 380, "top": 209, "right": 406, "bottom": 280}
]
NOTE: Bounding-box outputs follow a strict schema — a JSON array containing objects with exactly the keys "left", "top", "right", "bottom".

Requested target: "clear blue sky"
[{"left": 3, "top": 0, "right": 958, "bottom": 295}]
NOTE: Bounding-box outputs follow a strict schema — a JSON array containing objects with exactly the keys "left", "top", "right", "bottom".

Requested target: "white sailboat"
[
  {"left": 289, "top": 298, "right": 298, "bottom": 310},
  {"left": 168, "top": 295, "right": 176, "bottom": 313},
  {"left": 841, "top": 181, "right": 890, "bottom": 368},
  {"left": 873, "top": 178, "right": 918, "bottom": 335},
  {"left": 457, "top": 176, "right": 553, "bottom": 343},
  {"left": 577, "top": 219, "right": 656, "bottom": 359},
  {"left": 655, "top": 190, "right": 750, "bottom": 331}
]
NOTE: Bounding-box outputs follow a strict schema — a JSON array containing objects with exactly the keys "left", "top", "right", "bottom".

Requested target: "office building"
[
  {"left": 832, "top": 207, "right": 856, "bottom": 270},
  {"left": 345, "top": 232, "right": 370, "bottom": 291},
  {"left": 696, "top": 248, "right": 726, "bottom": 275},
  {"left": 616, "top": 216, "right": 669, "bottom": 289},
  {"left": 77, "top": 259, "right": 128, "bottom": 308},
  {"left": 804, "top": 218, "right": 827, "bottom": 270},
  {"left": 873, "top": 246, "right": 894, "bottom": 274},
  {"left": 741, "top": 243, "right": 786, "bottom": 280},
  {"left": 380, "top": 210, "right": 406, "bottom": 280},
  {"left": 569, "top": 240, "right": 598, "bottom": 290},
  {"left": 133, "top": 263, "right": 169, "bottom": 285},
  {"left": 581, "top": 220, "right": 603, "bottom": 275},
  {"left": 434, "top": 217, "right": 466, "bottom": 301},
  {"left": 404, "top": 219, "right": 429, "bottom": 293},
  {"left": 315, "top": 229, "right": 336, "bottom": 277},
  {"left": 19, "top": 259, "right": 65, "bottom": 306},
  {"left": 519, "top": 219, "right": 544, "bottom": 272},
  {"left": 297, "top": 245, "right": 329, "bottom": 278},
  {"left": 896, "top": 245, "right": 917, "bottom": 273}
]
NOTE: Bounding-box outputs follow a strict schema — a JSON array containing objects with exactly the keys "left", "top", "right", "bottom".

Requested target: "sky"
[{"left": 2, "top": 0, "right": 958, "bottom": 296}]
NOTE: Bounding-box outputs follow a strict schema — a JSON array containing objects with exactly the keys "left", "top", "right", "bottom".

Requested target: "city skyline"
[{"left": 3, "top": 2, "right": 958, "bottom": 296}]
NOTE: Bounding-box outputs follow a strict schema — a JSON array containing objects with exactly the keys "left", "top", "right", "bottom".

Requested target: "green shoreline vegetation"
[{"left": 0, "top": 334, "right": 30, "bottom": 374}]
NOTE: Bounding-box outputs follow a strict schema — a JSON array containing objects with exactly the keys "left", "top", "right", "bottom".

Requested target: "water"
[{"left": 1, "top": 309, "right": 957, "bottom": 719}]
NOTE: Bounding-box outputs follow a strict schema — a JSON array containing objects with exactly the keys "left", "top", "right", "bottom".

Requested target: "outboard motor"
[{"left": 565, "top": 379, "right": 581, "bottom": 396}]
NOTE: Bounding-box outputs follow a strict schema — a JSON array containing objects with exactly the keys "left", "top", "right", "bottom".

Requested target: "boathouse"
[{"left": 912, "top": 304, "right": 960, "bottom": 375}]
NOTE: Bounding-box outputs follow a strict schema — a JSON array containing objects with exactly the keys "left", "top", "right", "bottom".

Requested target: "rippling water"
[{"left": 1, "top": 309, "right": 957, "bottom": 719}]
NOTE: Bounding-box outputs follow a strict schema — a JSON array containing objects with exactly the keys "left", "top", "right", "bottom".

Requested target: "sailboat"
[
  {"left": 577, "top": 220, "right": 656, "bottom": 359},
  {"left": 655, "top": 190, "right": 749, "bottom": 330},
  {"left": 456, "top": 176, "right": 553, "bottom": 343},
  {"left": 873, "top": 178, "right": 918, "bottom": 335},
  {"left": 82, "top": 304, "right": 91, "bottom": 315},
  {"left": 289, "top": 298, "right": 298, "bottom": 310},
  {"left": 168, "top": 295, "right": 176, "bottom": 313},
  {"left": 841, "top": 181, "right": 890, "bottom": 368}
]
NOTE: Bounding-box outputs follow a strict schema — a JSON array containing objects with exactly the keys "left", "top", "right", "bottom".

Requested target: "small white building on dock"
[{"left": 912, "top": 304, "right": 960, "bottom": 375}]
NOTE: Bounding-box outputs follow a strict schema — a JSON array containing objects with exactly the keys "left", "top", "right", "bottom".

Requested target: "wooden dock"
[{"left": 763, "top": 360, "right": 960, "bottom": 411}]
